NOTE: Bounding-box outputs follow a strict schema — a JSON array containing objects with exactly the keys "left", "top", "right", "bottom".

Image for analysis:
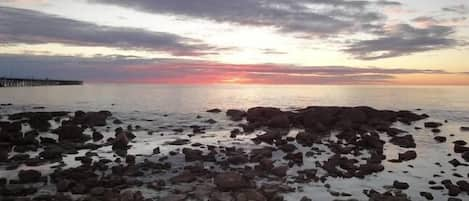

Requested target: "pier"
[{"left": 0, "top": 77, "right": 83, "bottom": 87}]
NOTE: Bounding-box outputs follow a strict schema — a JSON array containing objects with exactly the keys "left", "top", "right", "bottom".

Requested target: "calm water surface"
[{"left": 1, "top": 84, "right": 468, "bottom": 114}]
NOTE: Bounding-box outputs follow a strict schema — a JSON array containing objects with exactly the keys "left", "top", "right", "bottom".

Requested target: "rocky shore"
[{"left": 0, "top": 105, "right": 468, "bottom": 201}]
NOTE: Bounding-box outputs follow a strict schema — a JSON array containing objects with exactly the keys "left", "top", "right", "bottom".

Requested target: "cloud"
[
  {"left": 442, "top": 4, "right": 468, "bottom": 15},
  {"left": 345, "top": 24, "right": 459, "bottom": 60},
  {"left": 0, "top": 53, "right": 455, "bottom": 84},
  {"left": 89, "top": 0, "right": 399, "bottom": 37},
  {"left": 0, "top": 6, "right": 220, "bottom": 56}
]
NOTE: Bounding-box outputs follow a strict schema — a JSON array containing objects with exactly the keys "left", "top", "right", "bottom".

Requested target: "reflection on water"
[{"left": 0, "top": 84, "right": 468, "bottom": 114}]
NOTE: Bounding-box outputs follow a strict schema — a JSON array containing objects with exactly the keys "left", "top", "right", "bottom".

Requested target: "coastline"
[{"left": 1, "top": 105, "right": 468, "bottom": 201}]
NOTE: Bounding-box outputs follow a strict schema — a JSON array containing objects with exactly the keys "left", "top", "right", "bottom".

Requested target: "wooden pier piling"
[{"left": 0, "top": 77, "right": 83, "bottom": 87}]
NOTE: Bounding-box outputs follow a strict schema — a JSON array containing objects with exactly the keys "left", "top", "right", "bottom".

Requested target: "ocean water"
[
  {"left": 1, "top": 84, "right": 469, "bottom": 201},
  {"left": 1, "top": 84, "right": 469, "bottom": 113}
]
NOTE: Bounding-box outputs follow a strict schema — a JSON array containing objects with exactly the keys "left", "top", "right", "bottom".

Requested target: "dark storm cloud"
[
  {"left": 90, "top": 0, "right": 398, "bottom": 37},
  {"left": 0, "top": 54, "right": 452, "bottom": 83},
  {"left": 442, "top": 4, "right": 468, "bottom": 15},
  {"left": 0, "top": 6, "right": 220, "bottom": 56},
  {"left": 345, "top": 24, "right": 458, "bottom": 60}
]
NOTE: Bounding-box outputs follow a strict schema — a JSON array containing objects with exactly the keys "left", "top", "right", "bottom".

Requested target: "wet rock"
[
  {"left": 456, "top": 180, "right": 469, "bottom": 192},
  {"left": 73, "top": 111, "right": 111, "bottom": 127},
  {"left": 300, "top": 196, "right": 312, "bottom": 201},
  {"left": 153, "top": 147, "right": 160, "bottom": 154},
  {"left": 366, "top": 189, "right": 410, "bottom": 201},
  {"left": 39, "top": 146, "right": 65, "bottom": 160},
  {"left": 398, "top": 150, "right": 417, "bottom": 162},
  {"left": 447, "top": 184, "right": 461, "bottom": 196},
  {"left": 434, "top": 136, "right": 447, "bottom": 143},
  {"left": 462, "top": 151, "right": 469, "bottom": 162},
  {"left": 420, "top": 192, "right": 433, "bottom": 200},
  {"left": 393, "top": 180, "right": 409, "bottom": 190},
  {"left": 283, "top": 152, "right": 303, "bottom": 165},
  {"left": 338, "top": 107, "right": 367, "bottom": 123},
  {"left": 207, "top": 108, "right": 222, "bottom": 113},
  {"left": 27, "top": 114, "right": 53, "bottom": 132},
  {"left": 112, "top": 131, "right": 129, "bottom": 150},
  {"left": 56, "top": 125, "right": 84, "bottom": 142},
  {"left": 226, "top": 109, "right": 246, "bottom": 121},
  {"left": 390, "top": 135, "right": 416, "bottom": 148},
  {"left": 230, "top": 128, "right": 241, "bottom": 138},
  {"left": 205, "top": 119, "right": 217, "bottom": 124},
  {"left": 234, "top": 189, "right": 267, "bottom": 201},
  {"left": 454, "top": 144, "right": 469, "bottom": 153},
  {"left": 449, "top": 158, "right": 468, "bottom": 167},
  {"left": 253, "top": 131, "right": 282, "bottom": 144},
  {"left": 92, "top": 131, "right": 104, "bottom": 141},
  {"left": 453, "top": 140, "right": 467, "bottom": 146},
  {"left": 0, "top": 185, "right": 37, "bottom": 196},
  {"left": 271, "top": 165, "right": 288, "bottom": 177},
  {"left": 246, "top": 107, "right": 283, "bottom": 124},
  {"left": 126, "top": 155, "right": 136, "bottom": 164},
  {"left": 70, "top": 183, "right": 87, "bottom": 194},
  {"left": 39, "top": 137, "right": 56, "bottom": 144},
  {"left": 267, "top": 114, "right": 290, "bottom": 128},
  {"left": 424, "top": 122, "right": 443, "bottom": 128},
  {"left": 278, "top": 143, "right": 297, "bottom": 153},
  {"left": 0, "top": 149, "right": 8, "bottom": 162},
  {"left": 113, "top": 119, "right": 123, "bottom": 124},
  {"left": 295, "top": 132, "right": 319, "bottom": 146},
  {"left": 166, "top": 139, "right": 191, "bottom": 146},
  {"left": 182, "top": 148, "right": 204, "bottom": 162},
  {"left": 215, "top": 172, "right": 246, "bottom": 190},
  {"left": 460, "top": 127, "right": 469, "bottom": 131},
  {"left": 259, "top": 159, "right": 274, "bottom": 170},
  {"left": 210, "top": 191, "right": 234, "bottom": 201},
  {"left": 170, "top": 171, "right": 197, "bottom": 183},
  {"left": 18, "top": 170, "right": 42, "bottom": 183}
]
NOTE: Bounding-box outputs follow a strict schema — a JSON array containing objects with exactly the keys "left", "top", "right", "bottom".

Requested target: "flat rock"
[
  {"left": 424, "top": 122, "right": 443, "bottom": 128},
  {"left": 214, "top": 172, "right": 246, "bottom": 190}
]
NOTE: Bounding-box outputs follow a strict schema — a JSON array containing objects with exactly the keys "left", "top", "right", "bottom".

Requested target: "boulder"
[
  {"left": 271, "top": 165, "right": 288, "bottom": 177},
  {"left": 246, "top": 107, "right": 283, "bottom": 123},
  {"left": 267, "top": 114, "right": 290, "bottom": 128},
  {"left": 56, "top": 125, "right": 84, "bottom": 142},
  {"left": 398, "top": 150, "right": 417, "bottom": 162},
  {"left": 214, "top": 172, "right": 246, "bottom": 190},
  {"left": 226, "top": 109, "right": 246, "bottom": 121},
  {"left": 390, "top": 135, "right": 416, "bottom": 148},
  {"left": 112, "top": 131, "right": 129, "bottom": 150},
  {"left": 419, "top": 192, "right": 433, "bottom": 200},
  {"left": 433, "top": 136, "right": 446, "bottom": 143},
  {"left": 206, "top": 108, "right": 222, "bottom": 113},
  {"left": 462, "top": 151, "right": 469, "bottom": 162},
  {"left": 393, "top": 180, "right": 409, "bottom": 189},
  {"left": 92, "top": 131, "right": 104, "bottom": 141},
  {"left": 182, "top": 148, "right": 204, "bottom": 162}
]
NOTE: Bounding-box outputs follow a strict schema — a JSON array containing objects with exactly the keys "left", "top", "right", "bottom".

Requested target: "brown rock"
[{"left": 214, "top": 172, "right": 246, "bottom": 190}]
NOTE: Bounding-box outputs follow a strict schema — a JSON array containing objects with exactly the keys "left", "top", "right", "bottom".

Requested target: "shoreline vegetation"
[{"left": 1, "top": 105, "right": 469, "bottom": 201}]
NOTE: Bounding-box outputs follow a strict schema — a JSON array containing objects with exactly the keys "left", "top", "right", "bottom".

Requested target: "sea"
[{"left": 1, "top": 84, "right": 469, "bottom": 201}]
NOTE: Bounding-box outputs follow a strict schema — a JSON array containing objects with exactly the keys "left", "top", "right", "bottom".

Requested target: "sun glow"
[{"left": 222, "top": 76, "right": 251, "bottom": 84}]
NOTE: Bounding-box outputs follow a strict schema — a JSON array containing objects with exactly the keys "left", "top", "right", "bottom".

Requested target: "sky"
[{"left": 0, "top": 0, "right": 468, "bottom": 85}]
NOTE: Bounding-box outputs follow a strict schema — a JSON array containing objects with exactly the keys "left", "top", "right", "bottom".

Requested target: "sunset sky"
[{"left": 0, "top": 0, "right": 468, "bottom": 84}]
